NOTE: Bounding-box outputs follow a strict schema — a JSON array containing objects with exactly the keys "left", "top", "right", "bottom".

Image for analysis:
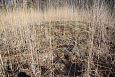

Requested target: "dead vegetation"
[
  {"left": 0, "top": 20, "right": 114, "bottom": 77},
  {"left": 0, "top": 0, "right": 115, "bottom": 77}
]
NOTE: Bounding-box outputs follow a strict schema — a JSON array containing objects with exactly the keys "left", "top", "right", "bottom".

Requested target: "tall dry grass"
[{"left": 0, "top": 0, "right": 115, "bottom": 77}]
